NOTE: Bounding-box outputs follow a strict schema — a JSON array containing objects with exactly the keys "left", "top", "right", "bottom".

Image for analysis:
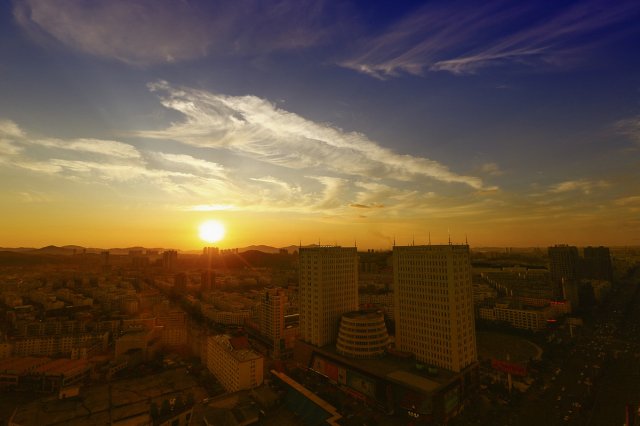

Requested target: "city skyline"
[{"left": 1, "top": 0, "right": 640, "bottom": 249}]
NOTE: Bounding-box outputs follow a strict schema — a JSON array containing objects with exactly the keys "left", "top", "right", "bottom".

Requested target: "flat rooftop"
[
  {"left": 0, "top": 357, "right": 50, "bottom": 374},
  {"left": 10, "top": 368, "right": 199, "bottom": 426},
  {"left": 301, "top": 341, "right": 464, "bottom": 395}
]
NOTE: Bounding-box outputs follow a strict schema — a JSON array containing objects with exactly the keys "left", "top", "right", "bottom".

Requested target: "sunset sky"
[{"left": 1, "top": 0, "right": 640, "bottom": 250}]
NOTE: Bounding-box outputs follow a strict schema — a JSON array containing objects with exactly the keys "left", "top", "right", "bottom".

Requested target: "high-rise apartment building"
[
  {"left": 548, "top": 245, "right": 580, "bottom": 301},
  {"left": 393, "top": 245, "right": 476, "bottom": 373},
  {"left": 299, "top": 246, "right": 358, "bottom": 347},
  {"left": 162, "top": 250, "right": 177, "bottom": 271},
  {"left": 260, "top": 287, "right": 287, "bottom": 354},
  {"left": 583, "top": 246, "right": 613, "bottom": 282},
  {"left": 548, "top": 245, "right": 580, "bottom": 284}
]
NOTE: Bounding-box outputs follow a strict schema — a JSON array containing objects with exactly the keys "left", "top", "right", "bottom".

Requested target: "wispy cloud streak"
[
  {"left": 341, "top": 1, "right": 640, "bottom": 78},
  {"left": 140, "top": 81, "right": 491, "bottom": 190},
  {"left": 13, "top": 0, "right": 341, "bottom": 66},
  {"left": 548, "top": 179, "right": 609, "bottom": 195}
]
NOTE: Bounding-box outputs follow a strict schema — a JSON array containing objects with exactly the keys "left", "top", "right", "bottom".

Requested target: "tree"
[
  {"left": 160, "top": 399, "right": 171, "bottom": 416},
  {"left": 150, "top": 402, "right": 159, "bottom": 419}
]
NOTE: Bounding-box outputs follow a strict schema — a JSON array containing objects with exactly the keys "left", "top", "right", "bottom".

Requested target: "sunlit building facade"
[
  {"left": 260, "top": 287, "right": 287, "bottom": 355},
  {"left": 393, "top": 245, "right": 477, "bottom": 373},
  {"left": 299, "top": 246, "right": 358, "bottom": 347},
  {"left": 206, "top": 335, "right": 263, "bottom": 392}
]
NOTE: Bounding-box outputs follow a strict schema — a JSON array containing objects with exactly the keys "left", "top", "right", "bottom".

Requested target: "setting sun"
[{"left": 199, "top": 220, "right": 226, "bottom": 243}]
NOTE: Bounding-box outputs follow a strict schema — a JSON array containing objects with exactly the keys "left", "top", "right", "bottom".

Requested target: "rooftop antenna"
[
  {"left": 448, "top": 228, "right": 451, "bottom": 245},
  {"left": 428, "top": 232, "right": 431, "bottom": 245},
  {"left": 412, "top": 234, "right": 415, "bottom": 246},
  {"left": 393, "top": 236, "right": 396, "bottom": 247},
  {"left": 465, "top": 234, "right": 469, "bottom": 246}
]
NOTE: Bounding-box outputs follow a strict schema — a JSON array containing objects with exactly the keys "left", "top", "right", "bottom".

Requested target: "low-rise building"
[
  {"left": 478, "top": 301, "right": 552, "bottom": 331},
  {"left": 206, "top": 335, "right": 263, "bottom": 392}
]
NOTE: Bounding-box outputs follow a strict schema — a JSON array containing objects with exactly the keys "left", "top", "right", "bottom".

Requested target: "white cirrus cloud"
[
  {"left": 548, "top": 179, "right": 609, "bottom": 195},
  {"left": 33, "top": 138, "right": 141, "bottom": 159},
  {"left": 154, "top": 152, "right": 226, "bottom": 177},
  {"left": 615, "top": 115, "right": 640, "bottom": 145},
  {"left": 13, "top": 0, "right": 341, "bottom": 66},
  {"left": 140, "top": 81, "right": 492, "bottom": 190},
  {"left": 0, "top": 119, "right": 25, "bottom": 138},
  {"left": 614, "top": 195, "right": 640, "bottom": 207},
  {"left": 0, "top": 114, "right": 499, "bottom": 218},
  {"left": 0, "top": 118, "right": 141, "bottom": 159},
  {"left": 341, "top": 1, "right": 640, "bottom": 78},
  {"left": 479, "top": 162, "right": 504, "bottom": 176}
]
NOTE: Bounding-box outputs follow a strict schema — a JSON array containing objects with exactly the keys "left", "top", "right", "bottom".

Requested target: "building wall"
[
  {"left": 206, "top": 335, "right": 263, "bottom": 392},
  {"left": 0, "top": 343, "right": 13, "bottom": 359},
  {"left": 12, "top": 332, "right": 108, "bottom": 357},
  {"left": 480, "top": 306, "right": 549, "bottom": 331},
  {"left": 299, "top": 247, "right": 358, "bottom": 347},
  {"left": 393, "top": 245, "right": 477, "bottom": 373},
  {"left": 260, "top": 287, "right": 287, "bottom": 355},
  {"left": 548, "top": 245, "right": 580, "bottom": 299}
]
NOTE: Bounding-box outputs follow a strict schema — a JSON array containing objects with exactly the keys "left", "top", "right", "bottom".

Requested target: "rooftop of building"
[
  {"left": 9, "top": 368, "right": 197, "bottom": 426},
  {"left": 0, "top": 357, "right": 49, "bottom": 374},
  {"left": 32, "top": 358, "right": 89, "bottom": 375},
  {"left": 271, "top": 370, "right": 342, "bottom": 425},
  {"left": 393, "top": 244, "right": 469, "bottom": 252},
  {"left": 299, "top": 246, "right": 357, "bottom": 252},
  {"left": 341, "top": 310, "right": 385, "bottom": 320},
  {"left": 297, "top": 340, "right": 467, "bottom": 396},
  {"left": 212, "top": 335, "right": 263, "bottom": 362}
]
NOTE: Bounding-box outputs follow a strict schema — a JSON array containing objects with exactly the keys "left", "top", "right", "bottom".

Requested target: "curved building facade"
[{"left": 336, "top": 310, "right": 389, "bottom": 359}]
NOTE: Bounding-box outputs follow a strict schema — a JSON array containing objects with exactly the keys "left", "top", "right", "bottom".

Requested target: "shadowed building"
[
  {"left": 393, "top": 244, "right": 477, "bottom": 373},
  {"left": 299, "top": 246, "right": 358, "bottom": 347},
  {"left": 583, "top": 246, "right": 613, "bottom": 282},
  {"left": 548, "top": 245, "right": 580, "bottom": 301}
]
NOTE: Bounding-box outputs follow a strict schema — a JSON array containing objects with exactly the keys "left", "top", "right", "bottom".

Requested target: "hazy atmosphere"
[{"left": 1, "top": 0, "right": 640, "bottom": 249}]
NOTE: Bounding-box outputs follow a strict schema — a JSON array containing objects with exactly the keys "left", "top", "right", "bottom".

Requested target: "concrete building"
[
  {"left": 206, "top": 335, "right": 263, "bottom": 392},
  {"left": 260, "top": 287, "right": 287, "bottom": 356},
  {"left": 478, "top": 302, "right": 552, "bottom": 331},
  {"left": 12, "top": 332, "right": 109, "bottom": 358},
  {"left": 583, "top": 246, "right": 613, "bottom": 282},
  {"left": 162, "top": 249, "right": 178, "bottom": 271},
  {"left": 548, "top": 245, "right": 580, "bottom": 299},
  {"left": 156, "top": 311, "right": 188, "bottom": 349},
  {"left": 336, "top": 310, "right": 389, "bottom": 359},
  {"left": 393, "top": 245, "right": 477, "bottom": 373},
  {"left": 114, "top": 327, "right": 162, "bottom": 363},
  {"left": 0, "top": 357, "right": 91, "bottom": 392},
  {"left": 299, "top": 246, "right": 358, "bottom": 347},
  {"left": 202, "top": 305, "right": 250, "bottom": 325},
  {"left": 0, "top": 342, "right": 13, "bottom": 359}
]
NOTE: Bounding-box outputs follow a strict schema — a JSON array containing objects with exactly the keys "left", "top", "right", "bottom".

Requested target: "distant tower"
[
  {"left": 260, "top": 287, "right": 287, "bottom": 355},
  {"left": 101, "top": 251, "right": 110, "bottom": 272},
  {"left": 162, "top": 250, "right": 177, "bottom": 271},
  {"left": 548, "top": 245, "right": 580, "bottom": 299},
  {"left": 174, "top": 272, "right": 188, "bottom": 292},
  {"left": 393, "top": 244, "right": 477, "bottom": 373},
  {"left": 299, "top": 246, "right": 358, "bottom": 347},
  {"left": 583, "top": 246, "right": 613, "bottom": 282},
  {"left": 202, "top": 247, "right": 219, "bottom": 292}
]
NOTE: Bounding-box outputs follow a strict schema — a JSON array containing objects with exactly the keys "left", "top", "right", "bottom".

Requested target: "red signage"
[{"left": 491, "top": 359, "right": 527, "bottom": 376}]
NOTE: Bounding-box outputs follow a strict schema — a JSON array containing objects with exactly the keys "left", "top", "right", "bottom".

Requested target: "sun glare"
[{"left": 199, "top": 220, "right": 225, "bottom": 243}]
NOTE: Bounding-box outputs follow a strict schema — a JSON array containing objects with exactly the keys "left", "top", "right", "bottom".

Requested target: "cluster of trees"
[{"left": 149, "top": 392, "right": 195, "bottom": 421}]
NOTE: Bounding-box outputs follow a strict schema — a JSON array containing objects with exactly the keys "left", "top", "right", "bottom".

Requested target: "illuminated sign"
[{"left": 491, "top": 359, "right": 527, "bottom": 376}]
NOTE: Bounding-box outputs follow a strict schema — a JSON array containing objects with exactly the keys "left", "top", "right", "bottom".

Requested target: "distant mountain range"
[{"left": 0, "top": 244, "right": 301, "bottom": 255}]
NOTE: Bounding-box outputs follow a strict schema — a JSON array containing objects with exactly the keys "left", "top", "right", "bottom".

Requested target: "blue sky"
[{"left": 1, "top": 0, "right": 639, "bottom": 248}]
